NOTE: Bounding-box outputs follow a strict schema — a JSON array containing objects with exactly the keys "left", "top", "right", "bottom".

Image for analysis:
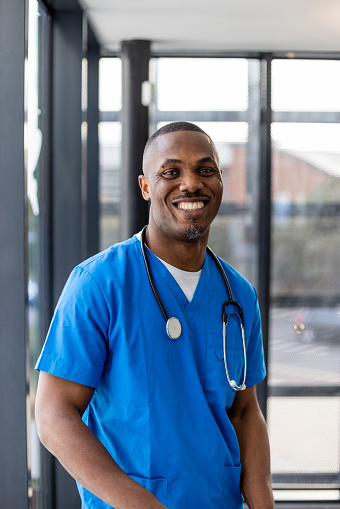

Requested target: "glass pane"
[
  {"left": 269, "top": 307, "right": 340, "bottom": 386},
  {"left": 99, "top": 122, "right": 122, "bottom": 250},
  {"left": 99, "top": 58, "right": 122, "bottom": 111},
  {"left": 270, "top": 122, "right": 340, "bottom": 386},
  {"left": 271, "top": 122, "right": 340, "bottom": 300},
  {"left": 156, "top": 58, "right": 249, "bottom": 111},
  {"left": 267, "top": 397, "right": 340, "bottom": 474},
  {"left": 272, "top": 60, "right": 340, "bottom": 112},
  {"left": 269, "top": 59, "right": 340, "bottom": 498},
  {"left": 155, "top": 59, "right": 260, "bottom": 286}
]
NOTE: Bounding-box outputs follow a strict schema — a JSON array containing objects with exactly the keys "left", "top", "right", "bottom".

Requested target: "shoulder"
[{"left": 61, "top": 235, "right": 141, "bottom": 300}]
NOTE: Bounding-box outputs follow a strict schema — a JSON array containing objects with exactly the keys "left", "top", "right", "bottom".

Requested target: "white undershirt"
[
  {"left": 137, "top": 231, "right": 201, "bottom": 302},
  {"left": 159, "top": 259, "right": 201, "bottom": 302}
]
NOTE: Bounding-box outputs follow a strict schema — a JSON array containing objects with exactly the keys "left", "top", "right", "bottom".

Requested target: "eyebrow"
[{"left": 160, "top": 156, "right": 217, "bottom": 168}]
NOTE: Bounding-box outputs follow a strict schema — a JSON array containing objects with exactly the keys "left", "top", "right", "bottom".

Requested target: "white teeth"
[{"left": 177, "top": 201, "right": 205, "bottom": 211}]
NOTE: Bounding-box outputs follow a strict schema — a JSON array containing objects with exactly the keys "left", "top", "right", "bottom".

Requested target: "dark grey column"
[
  {"left": 52, "top": 10, "right": 83, "bottom": 302},
  {"left": 52, "top": 10, "right": 83, "bottom": 509},
  {"left": 0, "top": 0, "right": 29, "bottom": 507},
  {"left": 257, "top": 54, "right": 272, "bottom": 418},
  {"left": 86, "top": 23, "right": 100, "bottom": 257},
  {"left": 121, "top": 40, "right": 151, "bottom": 240}
]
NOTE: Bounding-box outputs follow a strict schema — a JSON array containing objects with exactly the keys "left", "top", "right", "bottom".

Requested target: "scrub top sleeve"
[
  {"left": 35, "top": 266, "right": 110, "bottom": 388},
  {"left": 244, "top": 289, "right": 266, "bottom": 388}
]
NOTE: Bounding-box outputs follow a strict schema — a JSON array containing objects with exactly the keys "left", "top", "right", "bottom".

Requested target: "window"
[
  {"left": 99, "top": 58, "right": 122, "bottom": 250},
  {"left": 268, "top": 58, "right": 340, "bottom": 502}
]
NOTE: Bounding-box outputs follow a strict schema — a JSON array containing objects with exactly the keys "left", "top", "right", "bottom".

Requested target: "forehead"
[{"left": 145, "top": 130, "right": 219, "bottom": 169}]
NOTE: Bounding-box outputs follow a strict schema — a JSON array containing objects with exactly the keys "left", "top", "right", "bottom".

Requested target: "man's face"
[{"left": 139, "top": 130, "right": 223, "bottom": 243}]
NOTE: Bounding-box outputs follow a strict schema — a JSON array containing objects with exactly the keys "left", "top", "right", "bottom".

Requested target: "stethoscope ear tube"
[
  {"left": 141, "top": 226, "right": 182, "bottom": 340},
  {"left": 141, "top": 226, "right": 169, "bottom": 323},
  {"left": 140, "top": 226, "right": 247, "bottom": 389},
  {"left": 223, "top": 299, "right": 244, "bottom": 326}
]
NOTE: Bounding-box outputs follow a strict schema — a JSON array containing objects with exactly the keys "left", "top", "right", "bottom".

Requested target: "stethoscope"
[{"left": 140, "top": 226, "right": 247, "bottom": 391}]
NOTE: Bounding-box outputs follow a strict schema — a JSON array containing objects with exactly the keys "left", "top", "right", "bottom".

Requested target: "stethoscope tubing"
[{"left": 140, "top": 226, "right": 247, "bottom": 391}]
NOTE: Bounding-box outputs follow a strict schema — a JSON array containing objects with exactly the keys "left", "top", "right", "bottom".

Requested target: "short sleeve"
[
  {"left": 244, "top": 290, "right": 266, "bottom": 387},
  {"left": 35, "top": 266, "right": 110, "bottom": 388}
]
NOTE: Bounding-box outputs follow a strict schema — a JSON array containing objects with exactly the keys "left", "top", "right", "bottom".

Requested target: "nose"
[{"left": 178, "top": 171, "right": 203, "bottom": 193}]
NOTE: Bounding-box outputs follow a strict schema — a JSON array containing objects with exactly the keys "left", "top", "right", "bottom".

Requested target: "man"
[{"left": 35, "top": 121, "right": 275, "bottom": 509}]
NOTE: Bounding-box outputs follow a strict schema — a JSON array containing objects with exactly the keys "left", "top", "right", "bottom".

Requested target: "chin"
[{"left": 185, "top": 225, "right": 204, "bottom": 240}]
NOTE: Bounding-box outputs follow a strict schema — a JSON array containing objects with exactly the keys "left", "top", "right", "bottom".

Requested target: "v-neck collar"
[{"left": 144, "top": 248, "right": 212, "bottom": 325}]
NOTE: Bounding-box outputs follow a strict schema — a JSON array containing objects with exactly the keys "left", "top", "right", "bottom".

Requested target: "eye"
[
  {"left": 162, "top": 169, "right": 179, "bottom": 178},
  {"left": 198, "top": 167, "right": 216, "bottom": 174}
]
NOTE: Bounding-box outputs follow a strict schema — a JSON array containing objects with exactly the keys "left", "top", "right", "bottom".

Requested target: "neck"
[{"left": 144, "top": 225, "right": 209, "bottom": 272}]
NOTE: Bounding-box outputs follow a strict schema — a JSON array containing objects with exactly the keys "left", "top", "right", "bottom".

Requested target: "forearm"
[
  {"left": 37, "top": 407, "right": 167, "bottom": 509},
  {"left": 228, "top": 390, "right": 274, "bottom": 509}
]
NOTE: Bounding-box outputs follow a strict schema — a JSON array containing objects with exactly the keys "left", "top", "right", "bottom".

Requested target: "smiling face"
[{"left": 139, "top": 130, "right": 223, "bottom": 245}]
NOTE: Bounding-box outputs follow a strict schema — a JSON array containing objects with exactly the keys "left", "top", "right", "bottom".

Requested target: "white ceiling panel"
[{"left": 79, "top": 0, "right": 340, "bottom": 53}]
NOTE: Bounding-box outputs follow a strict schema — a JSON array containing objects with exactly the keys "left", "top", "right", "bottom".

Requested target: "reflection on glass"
[
  {"left": 272, "top": 59, "right": 340, "bottom": 112},
  {"left": 156, "top": 58, "right": 249, "bottom": 111}
]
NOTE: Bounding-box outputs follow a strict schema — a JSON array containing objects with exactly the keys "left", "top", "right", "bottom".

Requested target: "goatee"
[{"left": 185, "top": 225, "right": 203, "bottom": 240}]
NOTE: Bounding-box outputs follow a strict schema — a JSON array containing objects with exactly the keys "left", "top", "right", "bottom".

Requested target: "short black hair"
[{"left": 143, "top": 121, "right": 218, "bottom": 171}]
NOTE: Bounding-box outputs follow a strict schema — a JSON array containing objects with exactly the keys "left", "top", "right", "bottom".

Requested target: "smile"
[{"left": 177, "top": 201, "right": 205, "bottom": 211}]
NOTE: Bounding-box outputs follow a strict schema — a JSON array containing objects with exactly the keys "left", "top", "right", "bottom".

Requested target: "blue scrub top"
[{"left": 36, "top": 234, "right": 266, "bottom": 509}]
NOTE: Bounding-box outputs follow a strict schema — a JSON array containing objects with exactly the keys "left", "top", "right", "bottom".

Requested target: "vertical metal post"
[
  {"left": 257, "top": 54, "right": 272, "bottom": 419},
  {"left": 121, "top": 40, "right": 151, "bottom": 240},
  {"left": 0, "top": 0, "right": 29, "bottom": 506},
  {"left": 38, "top": 7, "right": 56, "bottom": 508},
  {"left": 52, "top": 9, "right": 83, "bottom": 509},
  {"left": 86, "top": 23, "right": 100, "bottom": 257},
  {"left": 52, "top": 10, "right": 83, "bottom": 302}
]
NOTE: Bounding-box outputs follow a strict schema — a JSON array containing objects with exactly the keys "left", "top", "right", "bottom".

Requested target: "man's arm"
[
  {"left": 35, "top": 371, "right": 168, "bottom": 509},
  {"left": 227, "top": 385, "right": 275, "bottom": 509}
]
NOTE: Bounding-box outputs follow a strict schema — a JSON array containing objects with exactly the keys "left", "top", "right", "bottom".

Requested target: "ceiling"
[{"left": 79, "top": 0, "right": 340, "bottom": 54}]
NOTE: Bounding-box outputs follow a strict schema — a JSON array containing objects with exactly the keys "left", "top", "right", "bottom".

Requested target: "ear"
[{"left": 138, "top": 175, "right": 150, "bottom": 201}]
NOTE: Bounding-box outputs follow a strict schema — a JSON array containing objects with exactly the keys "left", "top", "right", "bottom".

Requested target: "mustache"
[{"left": 171, "top": 191, "right": 210, "bottom": 201}]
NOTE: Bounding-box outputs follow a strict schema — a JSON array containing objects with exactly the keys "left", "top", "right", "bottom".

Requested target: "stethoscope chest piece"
[{"left": 166, "top": 317, "right": 182, "bottom": 340}]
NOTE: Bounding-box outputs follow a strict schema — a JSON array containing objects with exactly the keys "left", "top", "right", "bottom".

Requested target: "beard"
[{"left": 185, "top": 224, "right": 203, "bottom": 240}]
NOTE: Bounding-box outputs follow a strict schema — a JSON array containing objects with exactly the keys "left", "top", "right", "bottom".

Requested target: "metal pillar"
[
  {"left": 86, "top": 23, "right": 100, "bottom": 258},
  {"left": 52, "top": 9, "right": 83, "bottom": 509},
  {"left": 257, "top": 54, "right": 272, "bottom": 419},
  {"left": 121, "top": 40, "right": 151, "bottom": 240},
  {"left": 52, "top": 10, "right": 83, "bottom": 302},
  {"left": 0, "top": 0, "right": 29, "bottom": 507}
]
